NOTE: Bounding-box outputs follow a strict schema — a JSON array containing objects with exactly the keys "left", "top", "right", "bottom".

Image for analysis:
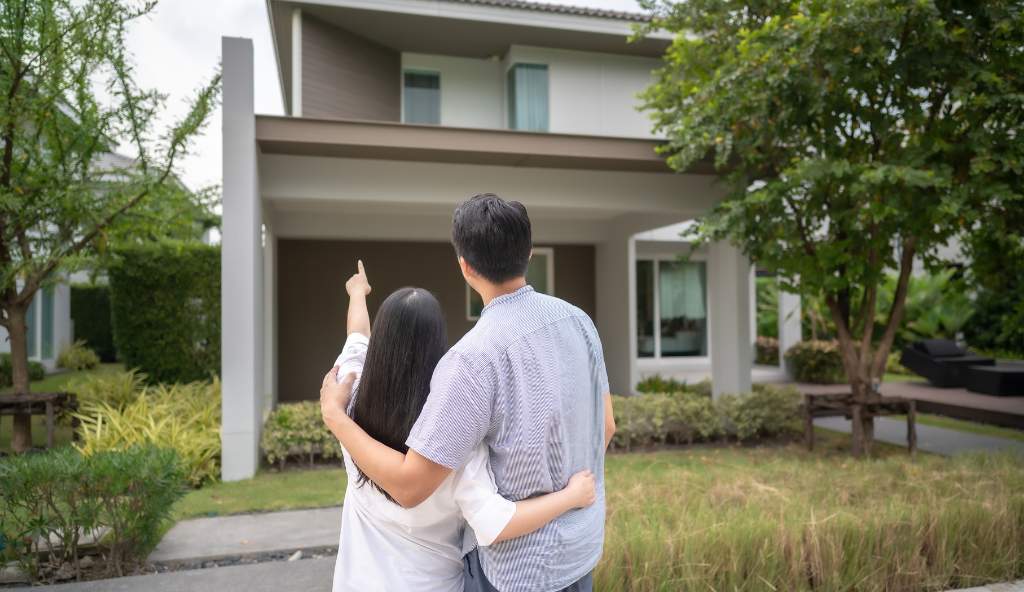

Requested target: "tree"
[
  {"left": 640, "top": 0, "right": 1024, "bottom": 454},
  {"left": 0, "top": 0, "right": 219, "bottom": 451}
]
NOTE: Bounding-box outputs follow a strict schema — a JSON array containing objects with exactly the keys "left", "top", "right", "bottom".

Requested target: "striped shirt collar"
[{"left": 480, "top": 284, "right": 534, "bottom": 317}]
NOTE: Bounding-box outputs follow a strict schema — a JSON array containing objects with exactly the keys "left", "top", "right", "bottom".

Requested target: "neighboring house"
[{"left": 220, "top": 0, "right": 802, "bottom": 480}]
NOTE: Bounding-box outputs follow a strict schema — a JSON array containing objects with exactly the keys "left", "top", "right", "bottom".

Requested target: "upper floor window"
[
  {"left": 507, "top": 64, "right": 548, "bottom": 132},
  {"left": 403, "top": 70, "right": 440, "bottom": 124}
]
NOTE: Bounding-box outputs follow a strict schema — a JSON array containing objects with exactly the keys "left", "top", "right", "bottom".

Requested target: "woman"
[{"left": 329, "top": 260, "right": 595, "bottom": 592}]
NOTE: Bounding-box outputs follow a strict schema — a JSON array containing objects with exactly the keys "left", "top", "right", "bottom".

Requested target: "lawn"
[
  {"left": 0, "top": 364, "right": 124, "bottom": 452},
  {"left": 171, "top": 429, "right": 1024, "bottom": 591}
]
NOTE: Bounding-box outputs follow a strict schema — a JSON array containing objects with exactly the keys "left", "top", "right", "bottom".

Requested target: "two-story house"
[{"left": 220, "top": 0, "right": 803, "bottom": 480}]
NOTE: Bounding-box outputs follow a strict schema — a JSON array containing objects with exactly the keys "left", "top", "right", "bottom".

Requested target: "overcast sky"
[{"left": 124, "top": 0, "right": 644, "bottom": 192}]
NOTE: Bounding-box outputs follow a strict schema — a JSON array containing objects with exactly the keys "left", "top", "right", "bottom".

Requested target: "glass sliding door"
[
  {"left": 507, "top": 64, "right": 549, "bottom": 132},
  {"left": 635, "top": 258, "right": 709, "bottom": 358},
  {"left": 658, "top": 261, "right": 707, "bottom": 356}
]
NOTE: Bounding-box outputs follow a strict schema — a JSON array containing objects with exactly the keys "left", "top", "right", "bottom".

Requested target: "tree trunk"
[{"left": 8, "top": 304, "right": 33, "bottom": 452}]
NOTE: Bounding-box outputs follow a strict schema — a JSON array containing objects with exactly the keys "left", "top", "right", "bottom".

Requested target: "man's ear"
[{"left": 457, "top": 256, "right": 472, "bottom": 281}]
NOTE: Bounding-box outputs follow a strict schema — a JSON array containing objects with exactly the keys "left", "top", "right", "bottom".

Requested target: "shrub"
[
  {"left": 262, "top": 402, "right": 343, "bottom": 470},
  {"left": 886, "top": 352, "right": 912, "bottom": 375},
  {"left": 74, "top": 377, "right": 220, "bottom": 486},
  {"left": 0, "top": 354, "right": 45, "bottom": 387},
  {"left": 109, "top": 241, "right": 220, "bottom": 384},
  {"left": 0, "top": 445, "right": 185, "bottom": 583},
  {"left": 635, "top": 374, "right": 687, "bottom": 394},
  {"left": 718, "top": 384, "right": 802, "bottom": 441},
  {"left": 965, "top": 288, "right": 1024, "bottom": 358},
  {"left": 70, "top": 284, "right": 116, "bottom": 362},
  {"left": 610, "top": 385, "right": 800, "bottom": 450},
  {"left": 56, "top": 340, "right": 100, "bottom": 371},
  {"left": 755, "top": 336, "right": 779, "bottom": 365},
  {"left": 784, "top": 340, "right": 845, "bottom": 383},
  {"left": 67, "top": 368, "right": 147, "bottom": 410}
]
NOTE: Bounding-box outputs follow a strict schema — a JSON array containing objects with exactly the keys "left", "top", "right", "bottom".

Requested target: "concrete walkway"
[
  {"left": 954, "top": 582, "right": 1024, "bottom": 591},
  {"left": 7, "top": 557, "right": 335, "bottom": 592},
  {"left": 148, "top": 506, "right": 342, "bottom": 564},
  {"left": 815, "top": 416, "right": 1024, "bottom": 456}
]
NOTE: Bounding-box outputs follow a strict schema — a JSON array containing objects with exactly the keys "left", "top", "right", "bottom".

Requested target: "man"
[{"left": 320, "top": 193, "right": 615, "bottom": 592}]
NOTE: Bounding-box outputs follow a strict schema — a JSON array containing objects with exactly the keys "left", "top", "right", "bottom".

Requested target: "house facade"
[{"left": 220, "top": 0, "right": 802, "bottom": 480}]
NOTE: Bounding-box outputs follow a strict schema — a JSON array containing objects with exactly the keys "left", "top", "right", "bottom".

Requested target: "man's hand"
[
  {"left": 345, "top": 260, "right": 372, "bottom": 297},
  {"left": 321, "top": 367, "right": 356, "bottom": 423}
]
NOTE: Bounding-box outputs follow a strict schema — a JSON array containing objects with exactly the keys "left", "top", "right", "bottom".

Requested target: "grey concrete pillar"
[
  {"left": 708, "top": 241, "right": 752, "bottom": 398},
  {"left": 595, "top": 223, "right": 637, "bottom": 395},
  {"left": 221, "top": 37, "right": 263, "bottom": 482}
]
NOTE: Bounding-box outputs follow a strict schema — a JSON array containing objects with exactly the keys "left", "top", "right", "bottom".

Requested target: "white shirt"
[{"left": 331, "top": 332, "right": 516, "bottom": 592}]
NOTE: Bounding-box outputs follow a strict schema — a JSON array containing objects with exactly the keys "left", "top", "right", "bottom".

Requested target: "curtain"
[
  {"left": 659, "top": 262, "right": 706, "bottom": 320},
  {"left": 404, "top": 72, "right": 440, "bottom": 124},
  {"left": 508, "top": 64, "right": 549, "bottom": 131}
]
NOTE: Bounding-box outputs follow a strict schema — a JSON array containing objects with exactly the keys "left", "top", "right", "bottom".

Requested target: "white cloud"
[{"left": 123, "top": 0, "right": 643, "bottom": 191}]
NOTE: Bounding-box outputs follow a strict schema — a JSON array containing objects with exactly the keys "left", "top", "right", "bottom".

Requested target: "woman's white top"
[{"left": 331, "top": 332, "right": 516, "bottom": 592}]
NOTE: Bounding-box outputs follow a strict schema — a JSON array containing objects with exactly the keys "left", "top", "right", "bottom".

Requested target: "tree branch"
[{"left": 871, "top": 237, "right": 917, "bottom": 378}]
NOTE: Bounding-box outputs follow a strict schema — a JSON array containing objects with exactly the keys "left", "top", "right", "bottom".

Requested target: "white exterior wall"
[
  {"left": 0, "top": 281, "right": 73, "bottom": 372},
  {"left": 401, "top": 53, "right": 503, "bottom": 129},
  {"left": 505, "top": 45, "right": 659, "bottom": 138}
]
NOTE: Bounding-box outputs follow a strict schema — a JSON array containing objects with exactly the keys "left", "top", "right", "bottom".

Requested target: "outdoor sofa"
[{"left": 899, "top": 339, "right": 995, "bottom": 388}]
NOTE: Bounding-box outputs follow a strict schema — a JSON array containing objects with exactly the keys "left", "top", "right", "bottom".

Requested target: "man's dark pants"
[{"left": 463, "top": 548, "right": 593, "bottom": 592}]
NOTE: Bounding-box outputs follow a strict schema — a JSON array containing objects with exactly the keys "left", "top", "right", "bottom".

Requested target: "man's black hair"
[{"left": 451, "top": 193, "right": 532, "bottom": 284}]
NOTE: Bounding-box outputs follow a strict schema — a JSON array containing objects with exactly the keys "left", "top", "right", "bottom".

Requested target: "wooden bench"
[
  {"left": 0, "top": 392, "right": 78, "bottom": 449},
  {"left": 803, "top": 392, "right": 917, "bottom": 455}
]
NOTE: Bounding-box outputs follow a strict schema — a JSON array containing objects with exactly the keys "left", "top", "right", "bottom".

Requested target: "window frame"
[
  {"left": 466, "top": 247, "right": 555, "bottom": 321},
  {"left": 400, "top": 68, "right": 441, "bottom": 125},
  {"left": 635, "top": 254, "right": 711, "bottom": 361}
]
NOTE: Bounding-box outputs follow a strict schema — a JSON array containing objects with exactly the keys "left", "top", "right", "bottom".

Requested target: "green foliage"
[
  {"left": 610, "top": 384, "right": 801, "bottom": 450},
  {"left": 0, "top": 0, "right": 219, "bottom": 425},
  {"left": 0, "top": 354, "right": 44, "bottom": 387},
  {"left": 886, "top": 352, "right": 912, "bottom": 376},
  {"left": 0, "top": 445, "right": 185, "bottom": 582},
  {"left": 755, "top": 336, "right": 779, "bottom": 365},
  {"left": 109, "top": 242, "right": 220, "bottom": 384},
  {"left": 262, "top": 402, "right": 343, "bottom": 470},
  {"left": 641, "top": 0, "right": 1024, "bottom": 395},
  {"left": 74, "top": 376, "right": 220, "bottom": 487},
  {"left": 56, "top": 340, "right": 100, "bottom": 372},
  {"left": 879, "top": 269, "right": 973, "bottom": 348},
  {"left": 70, "top": 285, "right": 116, "bottom": 362},
  {"left": 756, "top": 276, "right": 778, "bottom": 338},
  {"left": 718, "top": 385, "right": 803, "bottom": 441},
  {"left": 966, "top": 289, "right": 1024, "bottom": 357},
  {"left": 635, "top": 374, "right": 687, "bottom": 394},
  {"left": 784, "top": 340, "right": 845, "bottom": 384},
  {"left": 66, "top": 367, "right": 146, "bottom": 410}
]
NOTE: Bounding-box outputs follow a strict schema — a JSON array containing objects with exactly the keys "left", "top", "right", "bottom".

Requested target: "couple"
[{"left": 319, "top": 193, "right": 615, "bottom": 592}]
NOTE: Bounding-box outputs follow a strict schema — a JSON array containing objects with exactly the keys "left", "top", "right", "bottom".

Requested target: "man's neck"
[{"left": 479, "top": 277, "right": 527, "bottom": 307}]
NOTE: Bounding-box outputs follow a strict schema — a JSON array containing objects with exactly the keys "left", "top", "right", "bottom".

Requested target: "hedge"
[
  {"left": 0, "top": 445, "right": 185, "bottom": 583},
  {"left": 262, "top": 401, "right": 343, "bottom": 469},
  {"left": 109, "top": 241, "right": 220, "bottom": 384},
  {"left": 784, "top": 340, "right": 846, "bottom": 383},
  {"left": 70, "top": 284, "right": 116, "bottom": 362}
]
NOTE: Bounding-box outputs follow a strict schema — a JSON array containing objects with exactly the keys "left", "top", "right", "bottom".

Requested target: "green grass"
[
  {"left": 167, "top": 430, "right": 1024, "bottom": 591},
  {"left": 599, "top": 439, "right": 1024, "bottom": 591},
  {"left": 895, "top": 413, "right": 1024, "bottom": 443},
  {"left": 0, "top": 364, "right": 124, "bottom": 452},
  {"left": 173, "top": 466, "right": 347, "bottom": 520}
]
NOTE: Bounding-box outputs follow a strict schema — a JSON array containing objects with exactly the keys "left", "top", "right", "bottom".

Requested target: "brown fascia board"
[{"left": 255, "top": 115, "right": 715, "bottom": 174}]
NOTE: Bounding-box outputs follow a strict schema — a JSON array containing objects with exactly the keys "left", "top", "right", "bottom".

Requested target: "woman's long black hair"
[{"left": 350, "top": 287, "right": 448, "bottom": 504}]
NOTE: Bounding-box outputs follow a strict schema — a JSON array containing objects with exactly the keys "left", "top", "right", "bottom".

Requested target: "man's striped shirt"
[{"left": 407, "top": 285, "right": 609, "bottom": 592}]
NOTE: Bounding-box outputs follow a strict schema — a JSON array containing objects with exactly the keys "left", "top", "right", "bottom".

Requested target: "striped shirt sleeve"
[{"left": 406, "top": 351, "right": 491, "bottom": 470}]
